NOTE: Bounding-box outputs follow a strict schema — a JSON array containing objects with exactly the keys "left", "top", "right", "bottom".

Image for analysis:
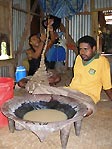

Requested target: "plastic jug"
[{"left": 15, "top": 66, "right": 26, "bottom": 82}]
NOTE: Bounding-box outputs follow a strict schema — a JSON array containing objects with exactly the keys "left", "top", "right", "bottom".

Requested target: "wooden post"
[
  {"left": 9, "top": 0, "right": 13, "bottom": 58},
  {"left": 90, "top": 0, "right": 98, "bottom": 39},
  {"left": 91, "top": 11, "right": 98, "bottom": 39},
  {"left": 65, "top": 18, "right": 69, "bottom": 69}
]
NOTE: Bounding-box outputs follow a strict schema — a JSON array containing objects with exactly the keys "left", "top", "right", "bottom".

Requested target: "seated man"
[{"left": 67, "top": 35, "right": 112, "bottom": 116}]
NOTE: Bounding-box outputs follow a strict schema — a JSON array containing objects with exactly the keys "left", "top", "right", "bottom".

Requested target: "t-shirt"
[{"left": 68, "top": 54, "right": 112, "bottom": 103}]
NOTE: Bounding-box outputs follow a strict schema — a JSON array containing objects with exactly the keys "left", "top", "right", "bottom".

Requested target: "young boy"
[
  {"left": 18, "top": 32, "right": 61, "bottom": 88},
  {"left": 18, "top": 34, "right": 46, "bottom": 88}
]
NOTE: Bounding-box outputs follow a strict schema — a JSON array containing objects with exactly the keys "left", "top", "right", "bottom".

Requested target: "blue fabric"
[
  {"left": 39, "top": 0, "right": 85, "bottom": 18},
  {"left": 46, "top": 45, "right": 66, "bottom": 62}
]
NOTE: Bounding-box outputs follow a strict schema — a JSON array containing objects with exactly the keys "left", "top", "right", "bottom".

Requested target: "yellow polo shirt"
[{"left": 68, "top": 54, "right": 112, "bottom": 103}]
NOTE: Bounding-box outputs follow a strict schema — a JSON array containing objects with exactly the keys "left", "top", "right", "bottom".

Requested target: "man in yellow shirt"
[{"left": 68, "top": 35, "right": 112, "bottom": 116}]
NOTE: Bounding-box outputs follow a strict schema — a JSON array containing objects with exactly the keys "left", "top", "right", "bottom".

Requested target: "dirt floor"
[{"left": 0, "top": 69, "right": 112, "bottom": 149}]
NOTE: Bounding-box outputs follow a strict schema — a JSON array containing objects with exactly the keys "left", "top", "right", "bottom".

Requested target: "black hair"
[
  {"left": 28, "top": 33, "right": 40, "bottom": 42},
  {"left": 78, "top": 35, "right": 96, "bottom": 49},
  {"left": 42, "top": 15, "right": 61, "bottom": 31}
]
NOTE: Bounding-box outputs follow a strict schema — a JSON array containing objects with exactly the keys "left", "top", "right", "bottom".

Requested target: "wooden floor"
[{"left": 0, "top": 100, "right": 112, "bottom": 149}]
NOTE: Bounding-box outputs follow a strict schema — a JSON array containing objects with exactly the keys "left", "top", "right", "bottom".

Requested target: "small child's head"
[
  {"left": 78, "top": 35, "right": 97, "bottom": 61},
  {"left": 29, "top": 34, "right": 41, "bottom": 48}
]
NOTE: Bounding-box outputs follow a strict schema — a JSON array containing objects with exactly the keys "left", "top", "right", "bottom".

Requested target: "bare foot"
[
  {"left": 18, "top": 78, "right": 29, "bottom": 88},
  {"left": 48, "top": 74, "right": 61, "bottom": 86}
]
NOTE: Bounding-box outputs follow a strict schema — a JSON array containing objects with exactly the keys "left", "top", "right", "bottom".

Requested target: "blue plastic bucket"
[{"left": 15, "top": 66, "right": 27, "bottom": 82}]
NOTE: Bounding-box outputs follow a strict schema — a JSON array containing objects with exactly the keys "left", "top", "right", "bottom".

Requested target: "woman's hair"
[
  {"left": 42, "top": 15, "right": 61, "bottom": 31},
  {"left": 78, "top": 35, "right": 96, "bottom": 48}
]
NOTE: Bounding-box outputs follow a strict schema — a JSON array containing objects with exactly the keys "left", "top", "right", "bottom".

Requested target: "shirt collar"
[{"left": 82, "top": 53, "right": 100, "bottom": 66}]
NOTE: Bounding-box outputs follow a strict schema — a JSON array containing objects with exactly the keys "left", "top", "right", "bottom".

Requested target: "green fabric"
[{"left": 82, "top": 53, "right": 100, "bottom": 66}]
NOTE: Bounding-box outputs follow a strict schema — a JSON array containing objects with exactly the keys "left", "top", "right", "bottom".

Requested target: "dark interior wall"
[
  {"left": 30, "top": 15, "right": 40, "bottom": 35},
  {"left": 30, "top": 1, "right": 40, "bottom": 35}
]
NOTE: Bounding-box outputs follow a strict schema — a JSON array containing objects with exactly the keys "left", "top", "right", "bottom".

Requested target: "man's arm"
[{"left": 104, "top": 88, "right": 112, "bottom": 100}]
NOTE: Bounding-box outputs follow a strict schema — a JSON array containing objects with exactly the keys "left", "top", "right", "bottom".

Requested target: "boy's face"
[
  {"left": 29, "top": 35, "right": 40, "bottom": 47},
  {"left": 79, "top": 43, "right": 96, "bottom": 61}
]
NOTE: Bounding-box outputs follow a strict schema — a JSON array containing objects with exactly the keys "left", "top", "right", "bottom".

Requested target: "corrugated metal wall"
[
  {"left": 94, "top": 0, "right": 112, "bottom": 9},
  {"left": 13, "top": 0, "right": 29, "bottom": 62},
  {"left": 11, "top": 0, "right": 112, "bottom": 69},
  {"left": 0, "top": 66, "right": 10, "bottom": 77},
  {"left": 63, "top": 0, "right": 112, "bottom": 67},
  {"left": 67, "top": 14, "right": 91, "bottom": 67},
  {"left": 12, "top": 0, "right": 112, "bottom": 68},
  {"left": 13, "top": 9, "right": 28, "bottom": 52},
  {"left": 12, "top": 0, "right": 93, "bottom": 68}
]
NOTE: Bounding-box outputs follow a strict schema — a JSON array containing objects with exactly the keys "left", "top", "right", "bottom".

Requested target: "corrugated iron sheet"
[
  {"left": 63, "top": 14, "right": 91, "bottom": 67},
  {"left": 0, "top": 66, "right": 10, "bottom": 77},
  {"left": 12, "top": 1, "right": 29, "bottom": 63},
  {"left": 12, "top": 0, "right": 112, "bottom": 68},
  {"left": 94, "top": 0, "right": 112, "bottom": 9}
]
